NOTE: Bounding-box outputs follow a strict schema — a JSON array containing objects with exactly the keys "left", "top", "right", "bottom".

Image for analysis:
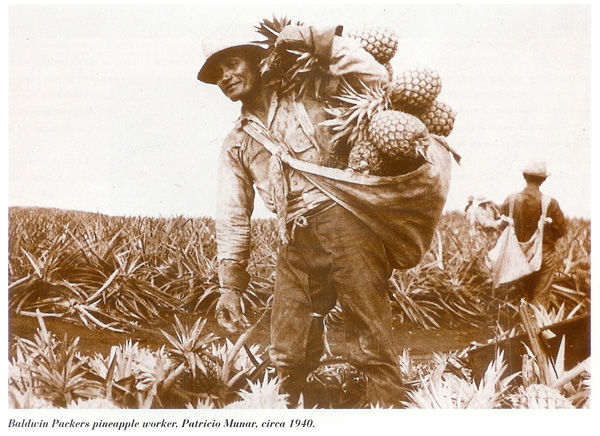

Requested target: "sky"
[{"left": 8, "top": 3, "right": 593, "bottom": 219}]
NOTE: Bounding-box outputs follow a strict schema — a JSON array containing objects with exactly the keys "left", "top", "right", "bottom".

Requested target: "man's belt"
[{"left": 301, "top": 199, "right": 336, "bottom": 220}]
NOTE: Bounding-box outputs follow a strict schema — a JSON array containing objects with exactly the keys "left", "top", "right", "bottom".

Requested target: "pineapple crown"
[{"left": 253, "top": 15, "right": 304, "bottom": 48}]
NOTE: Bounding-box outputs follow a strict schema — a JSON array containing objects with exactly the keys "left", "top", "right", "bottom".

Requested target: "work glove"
[
  {"left": 215, "top": 288, "right": 250, "bottom": 334},
  {"left": 275, "top": 25, "right": 343, "bottom": 64}
]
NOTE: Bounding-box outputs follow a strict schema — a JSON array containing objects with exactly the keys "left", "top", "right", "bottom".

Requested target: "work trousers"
[
  {"left": 519, "top": 247, "right": 559, "bottom": 307},
  {"left": 269, "top": 204, "right": 405, "bottom": 408}
]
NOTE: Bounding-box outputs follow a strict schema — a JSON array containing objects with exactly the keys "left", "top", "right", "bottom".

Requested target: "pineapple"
[
  {"left": 345, "top": 26, "right": 399, "bottom": 65},
  {"left": 322, "top": 80, "right": 390, "bottom": 153},
  {"left": 347, "top": 137, "right": 423, "bottom": 176},
  {"left": 418, "top": 100, "right": 456, "bottom": 137},
  {"left": 509, "top": 384, "right": 574, "bottom": 409},
  {"left": 347, "top": 139, "right": 385, "bottom": 174},
  {"left": 367, "top": 110, "right": 430, "bottom": 161},
  {"left": 389, "top": 68, "right": 442, "bottom": 112}
]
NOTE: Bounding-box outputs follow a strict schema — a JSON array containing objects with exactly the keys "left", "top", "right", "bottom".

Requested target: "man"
[
  {"left": 197, "top": 25, "right": 405, "bottom": 407},
  {"left": 498, "top": 160, "right": 566, "bottom": 306},
  {"left": 464, "top": 195, "right": 501, "bottom": 237}
]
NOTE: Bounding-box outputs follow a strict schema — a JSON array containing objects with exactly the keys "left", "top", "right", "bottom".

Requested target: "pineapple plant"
[
  {"left": 368, "top": 110, "right": 430, "bottom": 161},
  {"left": 160, "top": 316, "right": 217, "bottom": 379},
  {"left": 160, "top": 316, "right": 224, "bottom": 401},
  {"left": 389, "top": 68, "right": 442, "bottom": 112},
  {"left": 509, "top": 384, "right": 575, "bottom": 409},
  {"left": 345, "top": 26, "right": 399, "bottom": 65},
  {"left": 417, "top": 100, "right": 456, "bottom": 137},
  {"left": 225, "top": 372, "right": 289, "bottom": 409}
]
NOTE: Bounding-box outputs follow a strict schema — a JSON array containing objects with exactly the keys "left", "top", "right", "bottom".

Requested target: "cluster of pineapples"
[
  {"left": 253, "top": 18, "right": 456, "bottom": 176},
  {"left": 335, "top": 27, "right": 456, "bottom": 176}
]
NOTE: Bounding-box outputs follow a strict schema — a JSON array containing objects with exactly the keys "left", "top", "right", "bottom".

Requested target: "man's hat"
[
  {"left": 522, "top": 159, "right": 550, "bottom": 178},
  {"left": 197, "top": 29, "right": 266, "bottom": 84}
]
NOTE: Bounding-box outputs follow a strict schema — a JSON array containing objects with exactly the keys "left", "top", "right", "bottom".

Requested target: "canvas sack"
[
  {"left": 243, "top": 123, "right": 453, "bottom": 270},
  {"left": 487, "top": 195, "right": 550, "bottom": 286}
]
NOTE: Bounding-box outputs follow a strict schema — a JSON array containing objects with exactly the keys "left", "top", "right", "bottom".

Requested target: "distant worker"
[
  {"left": 497, "top": 160, "right": 566, "bottom": 306},
  {"left": 464, "top": 195, "right": 501, "bottom": 236}
]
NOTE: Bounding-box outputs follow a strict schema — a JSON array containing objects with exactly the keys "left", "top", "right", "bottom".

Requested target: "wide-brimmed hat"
[
  {"left": 197, "top": 30, "right": 266, "bottom": 84},
  {"left": 522, "top": 159, "right": 550, "bottom": 178}
]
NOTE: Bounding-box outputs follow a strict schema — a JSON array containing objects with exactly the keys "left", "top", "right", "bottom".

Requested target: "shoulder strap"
[
  {"left": 540, "top": 195, "right": 551, "bottom": 219},
  {"left": 243, "top": 122, "right": 284, "bottom": 157}
]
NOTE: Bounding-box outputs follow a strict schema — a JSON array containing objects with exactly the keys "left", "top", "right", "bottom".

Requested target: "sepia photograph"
[{"left": 6, "top": 2, "right": 594, "bottom": 433}]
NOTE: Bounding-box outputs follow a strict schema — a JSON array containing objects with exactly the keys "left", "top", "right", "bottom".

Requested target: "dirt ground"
[
  {"left": 7, "top": 313, "right": 498, "bottom": 408},
  {"left": 8, "top": 312, "right": 495, "bottom": 361}
]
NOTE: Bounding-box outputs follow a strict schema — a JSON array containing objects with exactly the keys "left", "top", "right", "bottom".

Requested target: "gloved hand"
[
  {"left": 215, "top": 288, "right": 250, "bottom": 334},
  {"left": 275, "top": 25, "right": 342, "bottom": 64}
]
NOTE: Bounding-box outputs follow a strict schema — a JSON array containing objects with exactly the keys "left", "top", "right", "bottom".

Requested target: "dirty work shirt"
[
  {"left": 215, "top": 36, "right": 388, "bottom": 292},
  {"left": 499, "top": 186, "right": 566, "bottom": 304},
  {"left": 499, "top": 186, "right": 566, "bottom": 249}
]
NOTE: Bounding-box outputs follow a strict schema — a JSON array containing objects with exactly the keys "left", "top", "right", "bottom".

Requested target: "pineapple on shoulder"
[
  {"left": 387, "top": 67, "right": 456, "bottom": 137},
  {"left": 345, "top": 26, "right": 399, "bottom": 66},
  {"left": 345, "top": 26, "right": 399, "bottom": 82},
  {"left": 322, "top": 80, "right": 432, "bottom": 176},
  {"left": 417, "top": 100, "right": 456, "bottom": 137},
  {"left": 368, "top": 110, "right": 430, "bottom": 162},
  {"left": 388, "top": 67, "right": 442, "bottom": 113}
]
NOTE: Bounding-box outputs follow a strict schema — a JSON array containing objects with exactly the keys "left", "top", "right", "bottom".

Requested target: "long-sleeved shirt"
[
  {"left": 215, "top": 35, "right": 388, "bottom": 291},
  {"left": 499, "top": 185, "right": 566, "bottom": 250}
]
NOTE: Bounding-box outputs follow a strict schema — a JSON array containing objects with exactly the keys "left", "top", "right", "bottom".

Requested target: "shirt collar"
[
  {"left": 523, "top": 185, "right": 541, "bottom": 195},
  {"left": 237, "top": 92, "right": 279, "bottom": 129}
]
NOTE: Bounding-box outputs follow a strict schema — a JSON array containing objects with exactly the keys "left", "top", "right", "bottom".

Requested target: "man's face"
[{"left": 215, "top": 55, "right": 259, "bottom": 102}]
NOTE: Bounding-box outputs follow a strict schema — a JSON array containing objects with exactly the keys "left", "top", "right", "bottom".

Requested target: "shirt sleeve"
[
  {"left": 215, "top": 129, "right": 254, "bottom": 292},
  {"left": 328, "top": 36, "right": 389, "bottom": 87},
  {"left": 545, "top": 198, "right": 567, "bottom": 243},
  {"left": 499, "top": 196, "right": 510, "bottom": 217}
]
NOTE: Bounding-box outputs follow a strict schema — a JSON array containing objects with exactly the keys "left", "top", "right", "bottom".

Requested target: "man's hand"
[
  {"left": 215, "top": 288, "right": 250, "bottom": 334},
  {"left": 499, "top": 214, "right": 514, "bottom": 226},
  {"left": 275, "top": 25, "right": 316, "bottom": 52},
  {"left": 275, "top": 25, "right": 342, "bottom": 63}
]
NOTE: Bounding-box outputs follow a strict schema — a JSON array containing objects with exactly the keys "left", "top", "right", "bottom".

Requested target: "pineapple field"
[{"left": 7, "top": 206, "right": 591, "bottom": 409}]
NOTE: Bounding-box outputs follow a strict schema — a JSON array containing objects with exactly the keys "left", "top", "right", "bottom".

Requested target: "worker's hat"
[
  {"left": 197, "top": 27, "right": 267, "bottom": 84},
  {"left": 522, "top": 159, "right": 550, "bottom": 178}
]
